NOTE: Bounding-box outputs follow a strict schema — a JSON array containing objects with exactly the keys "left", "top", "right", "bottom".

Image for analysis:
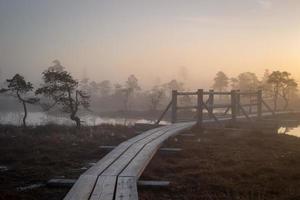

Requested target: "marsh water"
[
  {"left": 0, "top": 111, "right": 168, "bottom": 126},
  {"left": 278, "top": 126, "right": 300, "bottom": 137},
  {"left": 1, "top": 111, "right": 300, "bottom": 137}
]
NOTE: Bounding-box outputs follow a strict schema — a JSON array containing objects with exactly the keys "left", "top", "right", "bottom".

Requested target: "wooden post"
[
  {"left": 257, "top": 90, "right": 262, "bottom": 119},
  {"left": 236, "top": 90, "right": 240, "bottom": 115},
  {"left": 197, "top": 89, "right": 203, "bottom": 126},
  {"left": 171, "top": 90, "right": 177, "bottom": 123},
  {"left": 231, "top": 90, "right": 237, "bottom": 122},
  {"left": 208, "top": 89, "right": 214, "bottom": 116}
]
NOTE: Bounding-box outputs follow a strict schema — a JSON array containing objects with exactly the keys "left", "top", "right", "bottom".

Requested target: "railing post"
[
  {"left": 171, "top": 90, "right": 177, "bottom": 123},
  {"left": 257, "top": 90, "right": 262, "bottom": 119},
  {"left": 231, "top": 90, "right": 237, "bottom": 122},
  {"left": 236, "top": 90, "right": 240, "bottom": 115},
  {"left": 208, "top": 89, "right": 214, "bottom": 116},
  {"left": 197, "top": 89, "right": 203, "bottom": 127}
]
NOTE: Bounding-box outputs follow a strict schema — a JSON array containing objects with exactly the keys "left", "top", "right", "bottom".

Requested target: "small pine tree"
[{"left": 2, "top": 74, "right": 39, "bottom": 127}]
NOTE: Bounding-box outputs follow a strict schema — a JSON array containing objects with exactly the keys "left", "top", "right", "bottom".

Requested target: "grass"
[
  {"left": 140, "top": 127, "right": 300, "bottom": 200},
  {"left": 0, "top": 124, "right": 136, "bottom": 200}
]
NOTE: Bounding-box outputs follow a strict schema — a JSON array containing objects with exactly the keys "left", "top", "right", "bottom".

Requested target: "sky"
[{"left": 0, "top": 0, "right": 300, "bottom": 89}]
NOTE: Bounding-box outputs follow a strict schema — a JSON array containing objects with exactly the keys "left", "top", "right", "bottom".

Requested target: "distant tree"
[
  {"left": 79, "top": 78, "right": 91, "bottom": 96},
  {"left": 88, "top": 81, "right": 100, "bottom": 96},
  {"left": 261, "top": 69, "right": 273, "bottom": 97},
  {"left": 213, "top": 71, "right": 229, "bottom": 92},
  {"left": 163, "top": 79, "right": 184, "bottom": 94},
  {"left": 98, "top": 80, "right": 112, "bottom": 97},
  {"left": 1, "top": 74, "right": 39, "bottom": 127},
  {"left": 148, "top": 85, "right": 165, "bottom": 111},
  {"left": 230, "top": 77, "right": 239, "bottom": 90},
  {"left": 268, "top": 71, "right": 298, "bottom": 110},
  {"left": 47, "top": 60, "right": 64, "bottom": 72},
  {"left": 114, "top": 83, "right": 123, "bottom": 95},
  {"left": 122, "top": 74, "right": 141, "bottom": 111},
  {"left": 126, "top": 74, "right": 141, "bottom": 92},
  {"left": 237, "top": 72, "right": 260, "bottom": 91},
  {"left": 36, "top": 68, "right": 90, "bottom": 128}
]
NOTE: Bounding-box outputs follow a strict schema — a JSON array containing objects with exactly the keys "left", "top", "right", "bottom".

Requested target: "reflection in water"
[
  {"left": 0, "top": 112, "right": 169, "bottom": 126},
  {"left": 278, "top": 126, "right": 300, "bottom": 137}
]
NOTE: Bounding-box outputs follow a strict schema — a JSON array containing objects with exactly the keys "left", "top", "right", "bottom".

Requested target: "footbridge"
[{"left": 64, "top": 90, "right": 298, "bottom": 200}]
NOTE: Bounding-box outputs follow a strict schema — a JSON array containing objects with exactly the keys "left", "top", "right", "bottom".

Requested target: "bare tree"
[
  {"left": 1, "top": 74, "right": 39, "bottom": 127},
  {"left": 36, "top": 68, "right": 90, "bottom": 128}
]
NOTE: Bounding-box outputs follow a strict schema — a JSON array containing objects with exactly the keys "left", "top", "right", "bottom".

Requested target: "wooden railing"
[{"left": 156, "top": 89, "right": 275, "bottom": 126}]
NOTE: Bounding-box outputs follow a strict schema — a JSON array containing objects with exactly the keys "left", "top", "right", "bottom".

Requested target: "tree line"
[
  {"left": 0, "top": 60, "right": 298, "bottom": 128},
  {"left": 0, "top": 60, "right": 186, "bottom": 127},
  {"left": 212, "top": 70, "right": 298, "bottom": 111}
]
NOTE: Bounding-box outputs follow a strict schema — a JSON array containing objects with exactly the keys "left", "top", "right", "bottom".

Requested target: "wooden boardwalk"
[
  {"left": 64, "top": 89, "right": 299, "bottom": 200},
  {"left": 64, "top": 122, "right": 195, "bottom": 200}
]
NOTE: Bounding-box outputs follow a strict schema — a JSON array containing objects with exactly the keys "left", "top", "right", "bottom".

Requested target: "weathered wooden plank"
[
  {"left": 64, "top": 175, "right": 98, "bottom": 200},
  {"left": 100, "top": 125, "right": 181, "bottom": 176},
  {"left": 137, "top": 180, "right": 170, "bottom": 188},
  {"left": 65, "top": 126, "right": 169, "bottom": 199},
  {"left": 48, "top": 179, "right": 170, "bottom": 189},
  {"left": 84, "top": 126, "right": 169, "bottom": 176},
  {"left": 89, "top": 175, "right": 117, "bottom": 200},
  {"left": 176, "top": 91, "right": 197, "bottom": 95},
  {"left": 159, "top": 147, "right": 182, "bottom": 152},
  {"left": 100, "top": 146, "right": 182, "bottom": 152},
  {"left": 115, "top": 177, "right": 138, "bottom": 200},
  {"left": 86, "top": 125, "right": 178, "bottom": 199},
  {"left": 47, "top": 179, "right": 76, "bottom": 187},
  {"left": 119, "top": 123, "right": 194, "bottom": 178}
]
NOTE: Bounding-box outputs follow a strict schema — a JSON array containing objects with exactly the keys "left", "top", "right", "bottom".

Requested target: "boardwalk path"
[
  {"left": 64, "top": 122, "right": 195, "bottom": 200},
  {"left": 64, "top": 111, "right": 298, "bottom": 200}
]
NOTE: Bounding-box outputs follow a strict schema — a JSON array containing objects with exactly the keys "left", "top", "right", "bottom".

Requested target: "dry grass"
[
  {"left": 0, "top": 124, "right": 135, "bottom": 200},
  {"left": 140, "top": 128, "right": 300, "bottom": 200}
]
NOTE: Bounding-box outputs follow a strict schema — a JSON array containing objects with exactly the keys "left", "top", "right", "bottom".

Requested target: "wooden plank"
[
  {"left": 84, "top": 126, "right": 169, "bottom": 176},
  {"left": 115, "top": 177, "right": 138, "bottom": 200},
  {"left": 100, "top": 124, "right": 183, "bottom": 176},
  {"left": 89, "top": 175, "right": 117, "bottom": 200},
  {"left": 197, "top": 89, "right": 203, "bottom": 126},
  {"left": 100, "top": 146, "right": 182, "bottom": 152},
  {"left": 64, "top": 175, "right": 98, "bottom": 200},
  {"left": 203, "top": 91, "right": 231, "bottom": 95},
  {"left": 171, "top": 90, "right": 177, "bottom": 123},
  {"left": 47, "top": 179, "right": 76, "bottom": 187},
  {"left": 176, "top": 91, "right": 197, "bottom": 95},
  {"left": 231, "top": 90, "right": 237, "bottom": 122},
  {"left": 119, "top": 123, "right": 194, "bottom": 178},
  {"left": 138, "top": 180, "right": 169, "bottom": 188},
  {"left": 65, "top": 126, "right": 169, "bottom": 199},
  {"left": 159, "top": 147, "right": 182, "bottom": 152},
  {"left": 208, "top": 89, "right": 214, "bottom": 115},
  {"left": 48, "top": 179, "right": 170, "bottom": 188}
]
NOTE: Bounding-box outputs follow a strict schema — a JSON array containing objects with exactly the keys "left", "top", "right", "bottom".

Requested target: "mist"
[{"left": 1, "top": 0, "right": 300, "bottom": 90}]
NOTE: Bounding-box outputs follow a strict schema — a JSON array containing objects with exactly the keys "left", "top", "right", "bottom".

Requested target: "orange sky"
[{"left": 0, "top": 0, "right": 299, "bottom": 89}]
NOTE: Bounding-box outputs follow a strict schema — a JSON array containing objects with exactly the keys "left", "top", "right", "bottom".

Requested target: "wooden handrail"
[
  {"left": 155, "top": 100, "right": 173, "bottom": 125},
  {"left": 177, "top": 91, "right": 197, "bottom": 95}
]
